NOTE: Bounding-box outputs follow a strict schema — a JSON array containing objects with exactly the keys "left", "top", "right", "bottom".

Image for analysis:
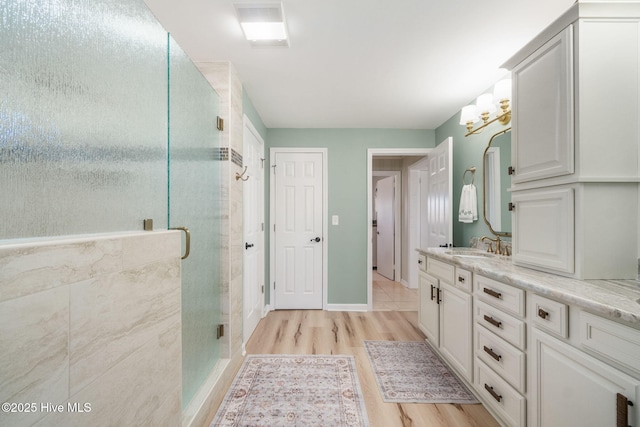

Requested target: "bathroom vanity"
[
  {"left": 418, "top": 2, "right": 640, "bottom": 425},
  {"left": 418, "top": 247, "right": 640, "bottom": 427}
]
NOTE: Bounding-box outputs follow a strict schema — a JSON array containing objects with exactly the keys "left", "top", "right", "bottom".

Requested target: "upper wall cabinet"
[
  {"left": 507, "top": 6, "right": 640, "bottom": 188},
  {"left": 511, "top": 27, "right": 573, "bottom": 185},
  {"left": 503, "top": 2, "right": 640, "bottom": 279}
]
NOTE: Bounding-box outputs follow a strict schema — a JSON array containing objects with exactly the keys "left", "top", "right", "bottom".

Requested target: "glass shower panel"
[
  {"left": 0, "top": 0, "right": 168, "bottom": 240},
  {"left": 168, "top": 36, "right": 221, "bottom": 409}
]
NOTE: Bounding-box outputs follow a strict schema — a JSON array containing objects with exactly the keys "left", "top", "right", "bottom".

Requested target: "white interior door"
[
  {"left": 427, "top": 137, "right": 453, "bottom": 247},
  {"left": 376, "top": 176, "right": 395, "bottom": 280},
  {"left": 273, "top": 151, "right": 324, "bottom": 309},
  {"left": 243, "top": 118, "right": 264, "bottom": 345}
]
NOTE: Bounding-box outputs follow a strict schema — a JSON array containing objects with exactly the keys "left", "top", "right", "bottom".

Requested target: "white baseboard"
[
  {"left": 262, "top": 304, "right": 271, "bottom": 317},
  {"left": 325, "top": 303, "right": 368, "bottom": 312}
]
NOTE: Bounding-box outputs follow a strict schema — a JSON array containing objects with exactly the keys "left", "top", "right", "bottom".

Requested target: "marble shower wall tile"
[
  {"left": 121, "top": 230, "right": 181, "bottom": 270},
  {"left": 35, "top": 322, "right": 182, "bottom": 427},
  {"left": 0, "top": 287, "right": 69, "bottom": 427},
  {"left": 0, "top": 231, "right": 182, "bottom": 427},
  {"left": 69, "top": 257, "right": 181, "bottom": 394},
  {"left": 0, "top": 237, "right": 121, "bottom": 302}
]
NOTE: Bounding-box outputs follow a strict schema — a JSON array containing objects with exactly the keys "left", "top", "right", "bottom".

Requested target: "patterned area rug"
[
  {"left": 211, "top": 355, "right": 370, "bottom": 426},
  {"left": 364, "top": 340, "right": 478, "bottom": 404}
]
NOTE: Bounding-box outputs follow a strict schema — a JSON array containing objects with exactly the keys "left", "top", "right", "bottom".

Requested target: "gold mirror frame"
[{"left": 483, "top": 127, "right": 512, "bottom": 239}]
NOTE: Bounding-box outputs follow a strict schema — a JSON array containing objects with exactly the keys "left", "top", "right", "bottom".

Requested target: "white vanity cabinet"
[
  {"left": 474, "top": 275, "right": 527, "bottom": 427},
  {"left": 528, "top": 294, "right": 640, "bottom": 427},
  {"left": 504, "top": 3, "right": 640, "bottom": 279},
  {"left": 418, "top": 256, "right": 473, "bottom": 382}
]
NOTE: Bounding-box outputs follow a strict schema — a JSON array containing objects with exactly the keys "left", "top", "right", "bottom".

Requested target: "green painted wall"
[
  {"left": 266, "top": 128, "right": 435, "bottom": 305},
  {"left": 435, "top": 111, "right": 512, "bottom": 247},
  {"left": 242, "top": 90, "right": 267, "bottom": 140}
]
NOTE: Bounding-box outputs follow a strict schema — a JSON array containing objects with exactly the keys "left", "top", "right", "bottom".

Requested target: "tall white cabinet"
[{"left": 504, "top": 2, "right": 640, "bottom": 279}]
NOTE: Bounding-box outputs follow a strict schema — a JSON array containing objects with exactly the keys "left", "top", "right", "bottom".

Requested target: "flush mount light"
[{"left": 234, "top": 2, "right": 289, "bottom": 47}]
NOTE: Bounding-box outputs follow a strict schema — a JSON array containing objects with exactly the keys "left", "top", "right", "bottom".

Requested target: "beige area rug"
[
  {"left": 364, "top": 340, "right": 478, "bottom": 404},
  {"left": 211, "top": 355, "right": 370, "bottom": 427}
]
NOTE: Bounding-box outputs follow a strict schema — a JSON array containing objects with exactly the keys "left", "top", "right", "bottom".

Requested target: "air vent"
[{"left": 234, "top": 2, "right": 289, "bottom": 47}]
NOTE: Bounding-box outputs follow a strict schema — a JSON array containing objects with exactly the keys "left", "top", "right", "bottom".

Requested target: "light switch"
[{"left": 332, "top": 215, "right": 339, "bottom": 225}]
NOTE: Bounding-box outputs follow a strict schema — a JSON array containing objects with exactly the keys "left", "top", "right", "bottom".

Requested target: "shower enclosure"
[{"left": 0, "top": 0, "right": 222, "bottom": 412}]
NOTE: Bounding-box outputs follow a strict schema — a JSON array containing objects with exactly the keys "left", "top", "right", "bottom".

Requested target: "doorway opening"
[{"left": 367, "top": 148, "right": 431, "bottom": 311}]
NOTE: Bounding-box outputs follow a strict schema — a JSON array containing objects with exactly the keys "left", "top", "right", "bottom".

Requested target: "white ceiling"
[{"left": 143, "top": 0, "right": 575, "bottom": 129}]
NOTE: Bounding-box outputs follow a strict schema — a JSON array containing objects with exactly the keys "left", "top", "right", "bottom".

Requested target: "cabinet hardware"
[
  {"left": 483, "top": 346, "right": 502, "bottom": 362},
  {"left": 538, "top": 308, "right": 550, "bottom": 320},
  {"left": 430, "top": 284, "right": 435, "bottom": 301},
  {"left": 483, "top": 288, "right": 502, "bottom": 299},
  {"left": 458, "top": 276, "right": 465, "bottom": 283},
  {"left": 418, "top": 259, "right": 423, "bottom": 264},
  {"left": 508, "top": 166, "right": 515, "bottom": 175},
  {"left": 616, "top": 393, "right": 632, "bottom": 427},
  {"left": 484, "top": 315, "right": 502, "bottom": 328},
  {"left": 508, "top": 202, "right": 516, "bottom": 211},
  {"left": 485, "top": 384, "right": 502, "bottom": 402},
  {"left": 436, "top": 288, "right": 442, "bottom": 304},
  {"left": 245, "top": 242, "right": 254, "bottom": 250}
]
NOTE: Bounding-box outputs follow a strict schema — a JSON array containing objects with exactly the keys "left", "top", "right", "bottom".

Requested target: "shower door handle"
[{"left": 170, "top": 226, "right": 191, "bottom": 260}]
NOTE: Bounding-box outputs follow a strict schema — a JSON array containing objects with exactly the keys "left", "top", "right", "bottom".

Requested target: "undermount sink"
[{"left": 444, "top": 249, "right": 496, "bottom": 258}]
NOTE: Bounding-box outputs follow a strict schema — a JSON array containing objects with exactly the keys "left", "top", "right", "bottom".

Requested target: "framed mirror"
[{"left": 483, "top": 129, "right": 512, "bottom": 237}]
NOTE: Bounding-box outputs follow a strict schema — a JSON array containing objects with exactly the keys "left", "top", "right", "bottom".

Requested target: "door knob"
[
  {"left": 310, "top": 237, "right": 321, "bottom": 242},
  {"left": 245, "top": 242, "right": 254, "bottom": 250}
]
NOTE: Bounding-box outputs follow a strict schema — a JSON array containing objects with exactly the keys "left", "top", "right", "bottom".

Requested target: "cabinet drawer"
[
  {"left": 454, "top": 268, "right": 472, "bottom": 293},
  {"left": 474, "top": 275, "right": 525, "bottom": 317},
  {"left": 578, "top": 311, "right": 640, "bottom": 376},
  {"left": 476, "top": 325, "right": 526, "bottom": 393},
  {"left": 476, "top": 358, "right": 526, "bottom": 427},
  {"left": 427, "top": 257, "right": 454, "bottom": 283},
  {"left": 417, "top": 253, "right": 427, "bottom": 272},
  {"left": 530, "top": 294, "right": 568, "bottom": 338},
  {"left": 475, "top": 300, "right": 526, "bottom": 350}
]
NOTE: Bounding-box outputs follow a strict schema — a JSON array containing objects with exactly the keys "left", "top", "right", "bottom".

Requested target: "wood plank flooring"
[{"left": 245, "top": 310, "right": 500, "bottom": 427}]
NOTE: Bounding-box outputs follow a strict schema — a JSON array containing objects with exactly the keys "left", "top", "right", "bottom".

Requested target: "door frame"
[
  {"left": 372, "top": 171, "right": 401, "bottom": 280},
  {"left": 269, "top": 147, "right": 328, "bottom": 310},
  {"left": 367, "top": 148, "right": 432, "bottom": 311},
  {"left": 242, "top": 114, "right": 265, "bottom": 352},
  {"left": 407, "top": 156, "right": 430, "bottom": 291}
]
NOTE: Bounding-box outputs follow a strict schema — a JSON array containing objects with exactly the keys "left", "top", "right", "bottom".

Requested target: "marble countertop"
[{"left": 419, "top": 247, "right": 640, "bottom": 328}]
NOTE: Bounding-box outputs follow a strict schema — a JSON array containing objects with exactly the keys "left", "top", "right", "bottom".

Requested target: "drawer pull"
[
  {"left": 483, "top": 315, "right": 502, "bottom": 328},
  {"left": 483, "top": 345, "right": 502, "bottom": 362},
  {"left": 538, "top": 308, "right": 550, "bottom": 320},
  {"left": 483, "top": 288, "right": 502, "bottom": 299},
  {"left": 430, "top": 284, "right": 435, "bottom": 301},
  {"left": 436, "top": 288, "right": 442, "bottom": 304},
  {"left": 484, "top": 384, "right": 502, "bottom": 402},
  {"left": 458, "top": 275, "right": 465, "bottom": 283}
]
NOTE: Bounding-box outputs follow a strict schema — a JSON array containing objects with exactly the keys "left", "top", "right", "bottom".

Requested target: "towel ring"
[{"left": 463, "top": 167, "right": 476, "bottom": 185}]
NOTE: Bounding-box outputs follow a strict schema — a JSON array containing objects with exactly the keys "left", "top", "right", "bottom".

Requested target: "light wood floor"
[
  {"left": 372, "top": 271, "right": 418, "bottom": 311},
  {"left": 245, "top": 310, "right": 500, "bottom": 427}
]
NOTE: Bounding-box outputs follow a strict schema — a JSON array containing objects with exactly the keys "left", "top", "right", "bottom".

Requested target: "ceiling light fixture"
[
  {"left": 234, "top": 2, "right": 289, "bottom": 47},
  {"left": 460, "top": 79, "right": 512, "bottom": 136}
]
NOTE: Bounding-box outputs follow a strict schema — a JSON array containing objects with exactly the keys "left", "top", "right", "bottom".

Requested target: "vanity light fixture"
[
  {"left": 460, "top": 79, "right": 512, "bottom": 137},
  {"left": 234, "top": 2, "right": 289, "bottom": 47}
]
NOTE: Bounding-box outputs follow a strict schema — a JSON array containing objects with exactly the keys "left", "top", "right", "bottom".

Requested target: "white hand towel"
[{"left": 458, "top": 184, "right": 478, "bottom": 223}]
